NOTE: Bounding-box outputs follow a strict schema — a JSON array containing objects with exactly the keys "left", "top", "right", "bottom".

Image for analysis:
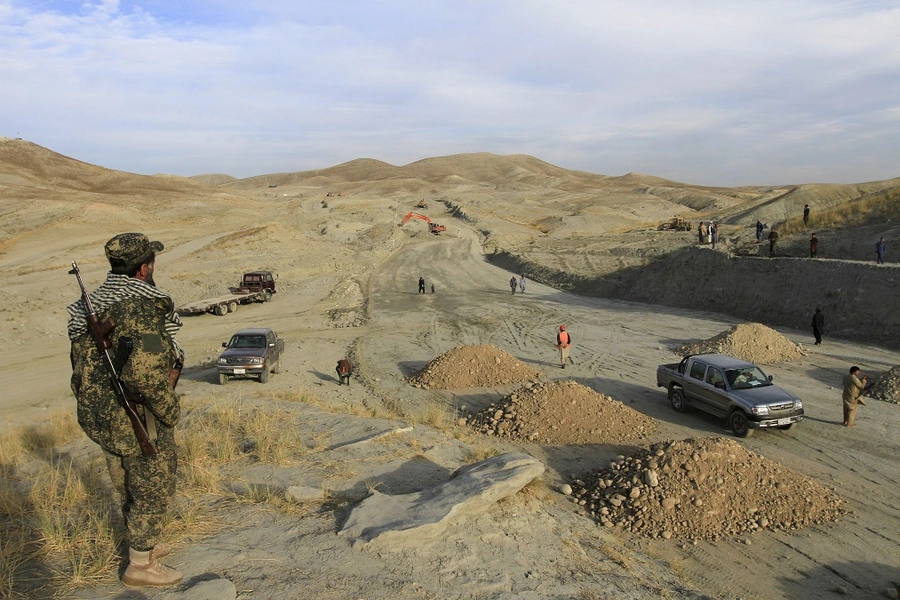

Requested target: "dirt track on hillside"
[{"left": 350, "top": 232, "right": 900, "bottom": 600}]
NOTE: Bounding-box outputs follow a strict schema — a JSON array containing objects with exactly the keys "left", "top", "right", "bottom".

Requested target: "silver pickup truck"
[{"left": 656, "top": 353, "right": 803, "bottom": 437}]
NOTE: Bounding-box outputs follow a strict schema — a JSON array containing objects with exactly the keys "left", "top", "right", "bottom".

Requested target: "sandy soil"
[{"left": 2, "top": 138, "right": 899, "bottom": 599}]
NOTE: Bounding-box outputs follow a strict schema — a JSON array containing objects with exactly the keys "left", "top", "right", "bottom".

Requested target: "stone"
[
  {"left": 285, "top": 485, "right": 325, "bottom": 503},
  {"left": 339, "top": 453, "right": 544, "bottom": 547}
]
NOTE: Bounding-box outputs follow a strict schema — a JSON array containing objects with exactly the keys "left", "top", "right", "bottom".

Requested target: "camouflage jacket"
[{"left": 70, "top": 295, "right": 180, "bottom": 456}]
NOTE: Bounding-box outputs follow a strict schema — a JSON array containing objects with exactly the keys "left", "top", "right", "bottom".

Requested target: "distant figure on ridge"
[
  {"left": 698, "top": 221, "right": 707, "bottom": 245},
  {"left": 803, "top": 204, "right": 810, "bottom": 226},
  {"left": 768, "top": 227, "right": 779, "bottom": 257},
  {"left": 756, "top": 220, "right": 764, "bottom": 242},
  {"left": 710, "top": 221, "right": 718, "bottom": 250}
]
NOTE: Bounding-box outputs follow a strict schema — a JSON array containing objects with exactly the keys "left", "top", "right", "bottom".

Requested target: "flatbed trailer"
[
  {"left": 177, "top": 289, "right": 273, "bottom": 316},
  {"left": 177, "top": 271, "right": 277, "bottom": 316}
]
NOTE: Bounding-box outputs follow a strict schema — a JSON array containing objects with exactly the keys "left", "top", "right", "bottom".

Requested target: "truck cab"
[{"left": 239, "top": 271, "right": 277, "bottom": 294}]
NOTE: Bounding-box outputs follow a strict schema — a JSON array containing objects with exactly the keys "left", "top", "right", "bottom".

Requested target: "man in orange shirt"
[{"left": 556, "top": 325, "right": 571, "bottom": 369}]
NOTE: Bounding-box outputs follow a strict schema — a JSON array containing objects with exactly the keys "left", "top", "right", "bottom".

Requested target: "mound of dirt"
[
  {"left": 462, "top": 380, "right": 658, "bottom": 445},
  {"left": 678, "top": 323, "right": 803, "bottom": 364},
  {"left": 569, "top": 437, "right": 846, "bottom": 541},
  {"left": 868, "top": 366, "right": 900, "bottom": 404},
  {"left": 408, "top": 345, "right": 541, "bottom": 389}
]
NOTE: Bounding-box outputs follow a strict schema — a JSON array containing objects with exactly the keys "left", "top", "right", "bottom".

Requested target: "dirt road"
[
  {"left": 7, "top": 227, "right": 898, "bottom": 600},
  {"left": 355, "top": 231, "right": 900, "bottom": 600}
]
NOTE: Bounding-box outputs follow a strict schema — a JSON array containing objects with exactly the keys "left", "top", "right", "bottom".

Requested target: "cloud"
[{"left": 1, "top": 0, "right": 899, "bottom": 184}]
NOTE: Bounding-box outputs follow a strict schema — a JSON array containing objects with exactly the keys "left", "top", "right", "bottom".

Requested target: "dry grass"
[
  {"left": 0, "top": 391, "right": 328, "bottom": 597},
  {"left": 779, "top": 188, "right": 900, "bottom": 237}
]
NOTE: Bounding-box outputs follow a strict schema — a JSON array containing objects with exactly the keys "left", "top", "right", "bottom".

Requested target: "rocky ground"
[
  {"left": 677, "top": 323, "right": 805, "bottom": 364},
  {"left": 568, "top": 437, "right": 846, "bottom": 541},
  {"left": 463, "top": 378, "right": 658, "bottom": 445}
]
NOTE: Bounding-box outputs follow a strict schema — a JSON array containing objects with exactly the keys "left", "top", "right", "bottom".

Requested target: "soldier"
[{"left": 67, "top": 233, "right": 184, "bottom": 587}]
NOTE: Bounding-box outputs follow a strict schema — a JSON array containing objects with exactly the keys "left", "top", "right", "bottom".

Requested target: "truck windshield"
[
  {"left": 231, "top": 335, "right": 266, "bottom": 348},
  {"left": 725, "top": 367, "right": 770, "bottom": 390}
]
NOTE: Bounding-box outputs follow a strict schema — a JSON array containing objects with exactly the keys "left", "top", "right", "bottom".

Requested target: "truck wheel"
[
  {"left": 218, "top": 373, "right": 227, "bottom": 385},
  {"left": 273, "top": 358, "right": 282, "bottom": 374},
  {"left": 259, "top": 368, "right": 269, "bottom": 384},
  {"left": 670, "top": 388, "right": 687, "bottom": 412},
  {"left": 778, "top": 423, "right": 794, "bottom": 430},
  {"left": 214, "top": 305, "right": 227, "bottom": 316},
  {"left": 228, "top": 302, "right": 238, "bottom": 313},
  {"left": 263, "top": 291, "right": 273, "bottom": 302},
  {"left": 728, "top": 411, "right": 753, "bottom": 438}
]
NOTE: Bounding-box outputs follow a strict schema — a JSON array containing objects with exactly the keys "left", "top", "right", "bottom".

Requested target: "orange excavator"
[{"left": 400, "top": 212, "right": 446, "bottom": 234}]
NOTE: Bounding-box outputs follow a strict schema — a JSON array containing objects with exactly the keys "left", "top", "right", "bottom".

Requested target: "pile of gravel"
[
  {"left": 408, "top": 344, "right": 541, "bottom": 389},
  {"left": 678, "top": 322, "right": 803, "bottom": 364},
  {"left": 568, "top": 437, "right": 846, "bottom": 541},
  {"left": 867, "top": 365, "right": 900, "bottom": 404},
  {"left": 462, "top": 380, "right": 657, "bottom": 445}
]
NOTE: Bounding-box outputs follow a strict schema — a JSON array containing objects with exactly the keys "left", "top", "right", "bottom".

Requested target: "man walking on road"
[
  {"left": 418, "top": 276, "right": 426, "bottom": 294},
  {"left": 556, "top": 325, "right": 571, "bottom": 368},
  {"left": 811, "top": 307, "right": 824, "bottom": 345},
  {"left": 876, "top": 237, "right": 886, "bottom": 264},
  {"left": 509, "top": 276, "right": 517, "bottom": 294},
  {"left": 519, "top": 275, "right": 526, "bottom": 293},
  {"left": 842, "top": 366, "right": 868, "bottom": 427}
]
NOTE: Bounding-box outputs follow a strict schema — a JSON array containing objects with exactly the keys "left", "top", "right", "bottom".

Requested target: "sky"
[{"left": 2, "top": 0, "right": 899, "bottom": 186}]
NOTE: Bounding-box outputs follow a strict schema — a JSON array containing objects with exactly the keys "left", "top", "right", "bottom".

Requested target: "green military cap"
[{"left": 105, "top": 233, "right": 164, "bottom": 265}]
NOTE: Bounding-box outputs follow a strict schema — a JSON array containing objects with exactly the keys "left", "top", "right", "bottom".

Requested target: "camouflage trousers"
[{"left": 104, "top": 427, "right": 177, "bottom": 551}]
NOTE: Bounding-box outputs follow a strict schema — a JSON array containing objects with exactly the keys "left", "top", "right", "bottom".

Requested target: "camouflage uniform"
[{"left": 68, "top": 236, "right": 182, "bottom": 552}]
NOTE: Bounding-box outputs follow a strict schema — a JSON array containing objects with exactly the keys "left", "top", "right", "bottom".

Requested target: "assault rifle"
[{"left": 69, "top": 261, "right": 158, "bottom": 456}]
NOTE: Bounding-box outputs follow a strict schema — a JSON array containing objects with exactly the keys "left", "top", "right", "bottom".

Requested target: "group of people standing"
[
  {"left": 758, "top": 204, "right": 888, "bottom": 262},
  {"left": 697, "top": 221, "right": 719, "bottom": 249}
]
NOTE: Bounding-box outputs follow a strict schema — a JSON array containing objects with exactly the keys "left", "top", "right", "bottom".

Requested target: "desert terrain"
[{"left": 1, "top": 137, "right": 899, "bottom": 599}]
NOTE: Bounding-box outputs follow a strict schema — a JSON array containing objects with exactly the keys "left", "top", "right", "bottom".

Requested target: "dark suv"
[{"left": 217, "top": 328, "right": 284, "bottom": 384}]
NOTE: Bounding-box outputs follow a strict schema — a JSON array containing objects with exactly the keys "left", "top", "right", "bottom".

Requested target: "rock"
[
  {"left": 883, "top": 588, "right": 899, "bottom": 600},
  {"left": 339, "top": 453, "right": 545, "bottom": 547},
  {"left": 560, "top": 484, "right": 573, "bottom": 496},
  {"left": 285, "top": 486, "right": 325, "bottom": 502},
  {"left": 644, "top": 469, "right": 659, "bottom": 487}
]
